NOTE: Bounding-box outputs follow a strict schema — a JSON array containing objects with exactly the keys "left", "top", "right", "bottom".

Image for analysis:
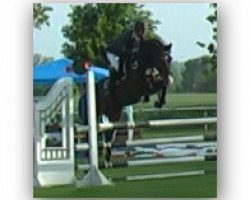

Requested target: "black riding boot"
[
  {"left": 118, "top": 59, "right": 126, "bottom": 80},
  {"left": 143, "top": 95, "right": 150, "bottom": 102},
  {"left": 109, "top": 68, "right": 118, "bottom": 94}
]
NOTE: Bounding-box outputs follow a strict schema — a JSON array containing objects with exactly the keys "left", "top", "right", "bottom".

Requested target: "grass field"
[
  {"left": 34, "top": 161, "right": 216, "bottom": 198},
  {"left": 142, "top": 125, "right": 217, "bottom": 139},
  {"left": 134, "top": 93, "right": 217, "bottom": 138},
  {"left": 134, "top": 93, "right": 217, "bottom": 109},
  {"left": 34, "top": 93, "right": 217, "bottom": 198},
  {"left": 34, "top": 175, "right": 216, "bottom": 198}
]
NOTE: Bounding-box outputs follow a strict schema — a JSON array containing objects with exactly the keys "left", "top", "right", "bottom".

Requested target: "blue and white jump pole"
[
  {"left": 124, "top": 105, "right": 134, "bottom": 141},
  {"left": 76, "top": 68, "right": 111, "bottom": 187}
]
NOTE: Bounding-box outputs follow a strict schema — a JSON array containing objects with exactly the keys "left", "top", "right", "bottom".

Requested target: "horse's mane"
[
  {"left": 143, "top": 38, "right": 162, "bottom": 46},
  {"left": 145, "top": 35, "right": 166, "bottom": 44},
  {"left": 143, "top": 37, "right": 171, "bottom": 52}
]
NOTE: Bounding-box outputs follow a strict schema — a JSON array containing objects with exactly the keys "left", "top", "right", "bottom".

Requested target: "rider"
[{"left": 106, "top": 20, "right": 145, "bottom": 83}]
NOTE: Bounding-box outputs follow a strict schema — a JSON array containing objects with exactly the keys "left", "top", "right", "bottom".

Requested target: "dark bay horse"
[
  {"left": 77, "top": 38, "right": 172, "bottom": 167},
  {"left": 95, "top": 39, "right": 172, "bottom": 121}
]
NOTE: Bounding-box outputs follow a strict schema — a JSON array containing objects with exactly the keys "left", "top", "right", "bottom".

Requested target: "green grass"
[
  {"left": 34, "top": 93, "right": 217, "bottom": 198},
  {"left": 142, "top": 125, "right": 217, "bottom": 139},
  {"left": 166, "top": 93, "right": 217, "bottom": 108},
  {"left": 134, "top": 93, "right": 217, "bottom": 109},
  {"left": 34, "top": 161, "right": 216, "bottom": 198},
  {"left": 34, "top": 175, "right": 216, "bottom": 198},
  {"left": 133, "top": 93, "right": 217, "bottom": 139}
]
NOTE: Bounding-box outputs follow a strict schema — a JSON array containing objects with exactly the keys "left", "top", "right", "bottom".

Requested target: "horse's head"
[
  {"left": 139, "top": 38, "right": 173, "bottom": 108},
  {"left": 140, "top": 38, "right": 172, "bottom": 86},
  {"left": 164, "top": 43, "right": 172, "bottom": 63}
]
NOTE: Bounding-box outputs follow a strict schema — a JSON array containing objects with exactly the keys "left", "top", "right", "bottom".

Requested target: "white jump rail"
[
  {"left": 75, "top": 117, "right": 217, "bottom": 133},
  {"left": 77, "top": 155, "right": 216, "bottom": 170},
  {"left": 34, "top": 68, "right": 217, "bottom": 187},
  {"left": 124, "top": 170, "right": 205, "bottom": 181},
  {"left": 75, "top": 69, "right": 217, "bottom": 187}
]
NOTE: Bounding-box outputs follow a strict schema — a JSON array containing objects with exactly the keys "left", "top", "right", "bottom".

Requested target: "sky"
[{"left": 33, "top": 3, "right": 212, "bottom": 62}]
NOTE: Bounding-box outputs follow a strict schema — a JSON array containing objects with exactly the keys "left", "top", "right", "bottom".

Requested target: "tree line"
[
  {"left": 170, "top": 56, "right": 216, "bottom": 93},
  {"left": 33, "top": 3, "right": 217, "bottom": 93}
]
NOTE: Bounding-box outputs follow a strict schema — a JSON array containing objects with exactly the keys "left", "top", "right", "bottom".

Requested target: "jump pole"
[
  {"left": 76, "top": 68, "right": 111, "bottom": 187},
  {"left": 75, "top": 117, "right": 217, "bottom": 132},
  {"left": 113, "top": 170, "right": 205, "bottom": 181},
  {"left": 77, "top": 155, "right": 217, "bottom": 170},
  {"left": 124, "top": 105, "right": 134, "bottom": 141}
]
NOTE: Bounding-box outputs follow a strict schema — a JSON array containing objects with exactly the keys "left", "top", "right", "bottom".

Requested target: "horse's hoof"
[
  {"left": 154, "top": 101, "right": 162, "bottom": 108},
  {"left": 104, "top": 161, "right": 109, "bottom": 168},
  {"left": 104, "top": 161, "right": 113, "bottom": 168},
  {"left": 108, "top": 162, "right": 113, "bottom": 168},
  {"left": 143, "top": 96, "right": 150, "bottom": 102}
]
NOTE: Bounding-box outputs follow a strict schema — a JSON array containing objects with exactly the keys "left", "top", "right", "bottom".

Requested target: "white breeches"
[{"left": 106, "top": 52, "right": 120, "bottom": 71}]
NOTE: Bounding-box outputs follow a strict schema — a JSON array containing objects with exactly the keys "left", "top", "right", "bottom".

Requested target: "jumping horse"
[{"left": 76, "top": 38, "right": 173, "bottom": 167}]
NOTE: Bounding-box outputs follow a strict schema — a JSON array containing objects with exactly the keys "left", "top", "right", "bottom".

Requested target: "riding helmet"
[{"left": 134, "top": 20, "right": 145, "bottom": 32}]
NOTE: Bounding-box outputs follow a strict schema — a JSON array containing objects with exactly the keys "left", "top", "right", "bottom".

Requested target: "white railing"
[{"left": 33, "top": 77, "right": 75, "bottom": 187}]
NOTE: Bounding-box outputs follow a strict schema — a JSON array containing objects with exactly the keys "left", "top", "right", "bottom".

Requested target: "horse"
[{"left": 77, "top": 38, "right": 173, "bottom": 167}]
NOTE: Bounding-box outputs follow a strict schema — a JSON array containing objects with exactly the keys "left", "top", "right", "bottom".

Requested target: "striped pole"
[
  {"left": 115, "top": 170, "right": 205, "bottom": 181},
  {"left": 77, "top": 155, "right": 217, "bottom": 170},
  {"left": 75, "top": 117, "right": 217, "bottom": 133},
  {"left": 127, "top": 156, "right": 207, "bottom": 166},
  {"left": 74, "top": 136, "right": 216, "bottom": 149},
  {"left": 112, "top": 135, "right": 211, "bottom": 147}
]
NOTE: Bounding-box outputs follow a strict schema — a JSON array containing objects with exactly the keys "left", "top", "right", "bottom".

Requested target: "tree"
[
  {"left": 33, "top": 4, "right": 53, "bottom": 65},
  {"left": 182, "top": 56, "right": 217, "bottom": 93},
  {"left": 33, "top": 53, "right": 53, "bottom": 65},
  {"left": 169, "top": 61, "right": 186, "bottom": 92},
  {"left": 33, "top": 3, "right": 53, "bottom": 30},
  {"left": 197, "top": 3, "right": 217, "bottom": 72},
  {"left": 61, "top": 3, "right": 160, "bottom": 65}
]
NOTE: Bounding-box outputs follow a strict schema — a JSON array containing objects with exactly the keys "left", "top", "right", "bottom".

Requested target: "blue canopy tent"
[{"left": 33, "top": 58, "right": 109, "bottom": 84}]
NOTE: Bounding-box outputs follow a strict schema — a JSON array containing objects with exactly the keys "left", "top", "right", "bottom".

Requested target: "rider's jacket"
[{"left": 106, "top": 30, "right": 141, "bottom": 59}]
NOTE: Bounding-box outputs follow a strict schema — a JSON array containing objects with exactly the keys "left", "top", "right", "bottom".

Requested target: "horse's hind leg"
[
  {"left": 105, "top": 143, "right": 112, "bottom": 168},
  {"left": 99, "top": 131, "right": 111, "bottom": 168},
  {"left": 103, "top": 129, "right": 116, "bottom": 168},
  {"left": 143, "top": 95, "right": 150, "bottom": 102}
]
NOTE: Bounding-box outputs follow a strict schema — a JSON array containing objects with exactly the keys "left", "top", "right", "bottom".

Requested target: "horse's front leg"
[
  {"left": 102, "top": 106, "right": 122, "bottom": 168},
  {"left": 102, "top": 129, "right": 116, "bottom": 168},
  {"left": 154, "top": 69, "right": 173, "bottom": 108},
  {"left": 154, "top": 85, "right": 167, "bottom": 108}
]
